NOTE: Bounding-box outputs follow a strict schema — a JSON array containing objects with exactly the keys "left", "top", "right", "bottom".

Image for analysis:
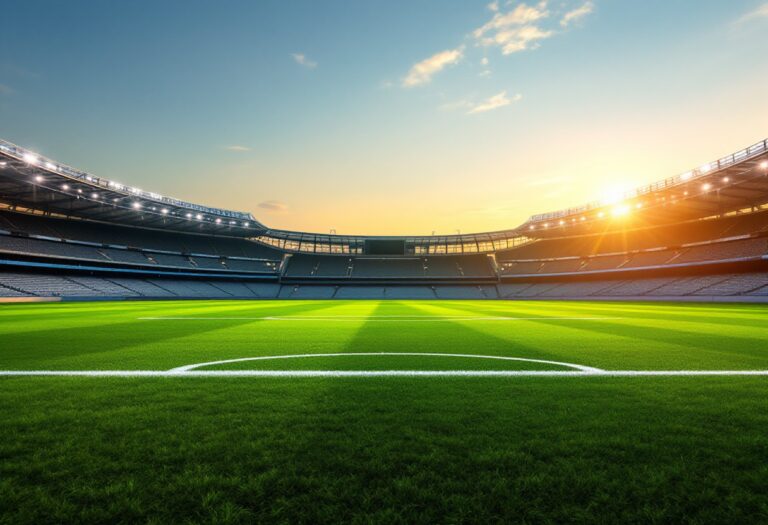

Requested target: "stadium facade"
[{"left": 1, "top": 137, "right": 767, "bottom": 301}]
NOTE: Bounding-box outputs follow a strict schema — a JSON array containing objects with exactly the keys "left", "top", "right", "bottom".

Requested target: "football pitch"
[{"left": 2, "top": 299, "right": 768, "bottom": 522}]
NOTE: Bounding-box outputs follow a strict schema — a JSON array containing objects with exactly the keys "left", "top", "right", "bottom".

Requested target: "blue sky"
[{"left": 1, "top": 0, "right": 767, "bottom": 234}]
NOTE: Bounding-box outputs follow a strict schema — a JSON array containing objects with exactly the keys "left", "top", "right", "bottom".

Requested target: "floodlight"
[
  {"left": 722, "top": 177, "right": 729, "bottom": 183},
  {"left": 760, "top": 161, "right": 768, "bottom": 170},
  {"left": 559, "top": 220, "right": 564, "bottom": 226},
  {"left": 702, "top": 183, "right": 712, "bottom": 191},
  {"left": 132, "top": 202, "right": 142, "bottom": 209},
  {"left": 161, "top": 208, "right": 169, "bottom": 215},
  {"left": 91, "top": 193, "right": 99, "bottom": 199},
  {"left": 23, "top": 153, "right": 39, "bottom": 165},
  {"left": 77, "top": 189, "right": 83, "bottom": 194},
  {"left": 196, "top": 214, "right": 203, "bottom": 220},
  {"left": 0, "top": 161, "right": 6, "bottom": 167},
  {"left": 215, "top": 218, "right": 222, "bottom": 224},
  {"left": 612, "top": 204, "right": 630, "bottom": 217},
  {"left": 529, "top": 225, "right": 535, "bottom": 230},
  {"left": 35, "top": 175, "right": 43, "bottom": 182},
  {"left": 244, "top": 222, "right": 250, "bottom": 227},
  {"left": 61, "top": 184, "right": 69, "bottom": 190}
]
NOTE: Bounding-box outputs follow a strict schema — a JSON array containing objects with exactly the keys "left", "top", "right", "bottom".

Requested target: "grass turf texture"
[{"left": 1, "top": 299, "right": 768, "bottom": 522}]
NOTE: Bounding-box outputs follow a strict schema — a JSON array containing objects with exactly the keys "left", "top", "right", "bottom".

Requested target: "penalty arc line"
[{"left": 169, "top": 352, "right": 603, "bottom": 373}]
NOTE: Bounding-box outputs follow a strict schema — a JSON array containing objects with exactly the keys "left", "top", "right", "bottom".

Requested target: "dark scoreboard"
[{"left": 363, "top": 239, "right": 406, "bottom": 255}]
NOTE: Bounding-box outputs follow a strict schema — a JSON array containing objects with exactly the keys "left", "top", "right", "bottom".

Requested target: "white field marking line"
[
  {"left": 168, "top": 352, "right": 603, "bottom": 373},
  {"left": 2, "top": 370, "right": 768, "bottom": 377},
  {"left": 137, "top": 316, "right": 619, "bottom": 322}
]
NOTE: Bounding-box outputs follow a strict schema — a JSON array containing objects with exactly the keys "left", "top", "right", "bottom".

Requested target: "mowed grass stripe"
[
  {"left": 405, "top": 300, "right": 594, "bottom": 367},
  {"left": 423, "top": 300, "right": 768, "bottom": 371},
  {"left": 1, "top": 300, "right": 768, "bottom": 371},
  {"left": 0, "top": 301, "right": 371, "bottom": 370},
  {"left": 126, "top": 301, "right": 380, "bottom": 372},
  {"left": 1, "top": 302, "right": 768, "bottom": 522}
]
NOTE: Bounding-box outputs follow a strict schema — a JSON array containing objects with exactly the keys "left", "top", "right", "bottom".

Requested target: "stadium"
[
  {"left": 2, "top": 136, "right": 768, "bottom": 522},
  {"left": 2, "top": 137, "right": 768, "bottom": 301},
  {"left": 3, "top": 1, "right": 768, "bottom": 523}
]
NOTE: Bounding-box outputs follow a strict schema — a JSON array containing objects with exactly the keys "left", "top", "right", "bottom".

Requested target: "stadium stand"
[
  {"left": 1, "top": 136, "right": 767, "bottom": 301},
  {"left": 352, "top": 258, "right": 425, "bottom": 278}
]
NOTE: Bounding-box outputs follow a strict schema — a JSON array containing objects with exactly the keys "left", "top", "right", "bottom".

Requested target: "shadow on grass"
[{"left": 0, "top": 301, "right": 348, "bottom": 368}]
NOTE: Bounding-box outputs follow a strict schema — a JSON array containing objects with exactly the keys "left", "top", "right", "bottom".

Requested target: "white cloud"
[
  {"left": 291, "top": 53, "right": 317, "bottom": 69},
  {"left": 474, "top": 2, "right": 549, "bottom": 38},
  {"left": 402, "top": 47, "right": 464, "bottom": 87},
  {"left": 467, "top": 91, "right": 521, "bottom": 114},
  {"left": 561, "top": 1, "right": 594, "bottom": 27},
  {"left": 493, "top": 26, "right": 554, "bottom": 54},
  {"left": 736, "top": 2, "right": 768, "bottom": 24},
  {"left": 400, "top": 1, "right": 592, "bottom": 89},
  {"left": 258, "top": 200, "right": 288, "bottom": 211},
  {"left": 224, "top": 145, "right": 251, "bottom": 152},
  {"left": 473, "top": 2, "right": 555, "bottom": 55}
]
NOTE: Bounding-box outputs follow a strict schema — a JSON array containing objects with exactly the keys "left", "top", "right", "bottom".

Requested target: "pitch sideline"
[
  {"left": 138, "top": 316, "right": 620, "bottom": 322},
  {"left": 2, "top": 370, "right": 768, "bottom": 377},
  {"left": 2, "top": 352, "right": 767, "bottom": 378}
]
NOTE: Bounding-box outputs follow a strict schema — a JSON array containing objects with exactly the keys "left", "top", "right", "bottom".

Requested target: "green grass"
[{"left": 1, "top": 299, "right": 768, "bottom": 523}]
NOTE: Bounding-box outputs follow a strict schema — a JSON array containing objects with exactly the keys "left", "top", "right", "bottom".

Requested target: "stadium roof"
[
  {"left": 1, "top": 136, "right": 767, "bottom": 249},
  {"left": 0, "top": 139, "right": 262, "bottom": 236},
  {"left": 525, "top": 138, "right": 768, "bottom": 233}
]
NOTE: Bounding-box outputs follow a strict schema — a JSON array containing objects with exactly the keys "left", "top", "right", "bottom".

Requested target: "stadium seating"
[
  {"left": 383, "top": 286, "right": 437, "bottom": 299},
  {"left": 433, "top": 286, "right": 496, "bottom": 299},
  {"left": 692, "top": 273, "right": 768, "bottom": 296},
  {"left": 494, "top": 273, "right": 768, "bottom": 299},
  {"left": 283, "top": 255, "right": 350, "bottom": 278},
  {"left": 1, "top": 192, "right": 767, "bottom": 302},
  {"left": 333, "top": 286, "right": 385, "bottom": 299},
  {"left": 353, "top": 258, "right": 424, "bottom": 278},
  {"left": 497, "top": 210, "right": 768, "bottom": 261},
  {"left": 0, "top": 210, "right": 282, "bottom": 259},
  {"left": 283, "top": 254, "right": 495, "bottom": 280},
  {"left": 498, "top": 235, "right": 768, "bottom": 277},
  {"left": 0, "top": 209, "right": 282, "bottom": 276},
  {"left": 2, "top": 270, "right": 768, "bottom": 300},
  {"left": 279, "top": 285, "right": 337, "bottom": 299}
]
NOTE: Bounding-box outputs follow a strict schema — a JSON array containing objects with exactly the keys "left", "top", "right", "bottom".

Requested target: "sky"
[{"left": 1, "top": 0, "right": 767, "bottom": 235}]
